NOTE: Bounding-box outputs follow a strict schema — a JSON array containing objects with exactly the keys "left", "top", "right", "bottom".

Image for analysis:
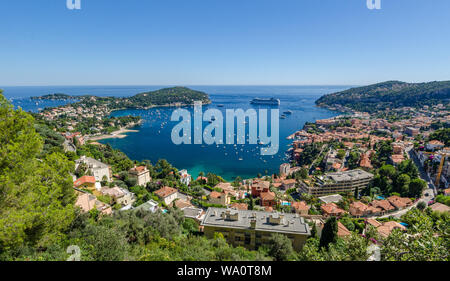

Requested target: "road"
[
  {"left": 374, "top": 146, "right": 436, "bottom": 219},
  {"left": 407, "top": 147, "right": 437, "bottom": 197}
]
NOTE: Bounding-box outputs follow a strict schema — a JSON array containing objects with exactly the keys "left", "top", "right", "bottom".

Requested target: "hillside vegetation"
[
  {"left": 316, "top": 80, "right": 450, "bottom": 112},
  {"left": 34, "top": 86, "right": 211, "bottom": 110},
  {"left": 128, "top": 87, "right": 211, "bottom": 107}
]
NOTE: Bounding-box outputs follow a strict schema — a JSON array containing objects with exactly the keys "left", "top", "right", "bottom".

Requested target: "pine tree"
[
  {"left": 319, "top": 216, "right": 338, "bottom": 249},
  {"left": 0, "top": 92, "right": 76, "bottom": 251}
]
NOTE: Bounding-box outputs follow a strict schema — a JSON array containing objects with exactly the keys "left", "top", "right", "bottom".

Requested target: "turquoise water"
[{"left": 4, "top": 85, "right": 349, "bottom": 181}]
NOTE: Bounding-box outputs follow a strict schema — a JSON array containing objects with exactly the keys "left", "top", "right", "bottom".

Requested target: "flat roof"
[
  {"left": 318, "top": 194, "right": 343, "bottom": 204},
  {"left": 319, "top": 169, "right": 374, "bottom": 183},
  {"left": 201, "top": 208, "right": 310, "bottom": 236}
]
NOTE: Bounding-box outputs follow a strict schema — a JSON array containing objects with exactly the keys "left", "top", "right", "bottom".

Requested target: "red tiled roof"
[
  {"left": 337, "top": 222, "right": 351, "bottom": 237},
  {"left": 430, "top": 202, "right": 450, "bottom": 213},
  {"left": 429, "top": 140, "right": 445, "bottom": 146},
  {"left": 230, "top": 203, "right": 248, "bottom": 210},
  {"left": 210, "top": 191, "right": 224, "bottom": 199},
  {"left": 260, "top": 191, "right": 276, "bottom": 201},
  {"left": 370, "top": 200, "right": 395, "bottom": 211},
  {"left": 74, "top": 176, "right": 96, "bottom": 187},
  {"left": 154, "top": 186, "right": 177, "bottom": 198},
  {"left": 321, "top": 203, "right": 346, "bottom": 215},
  {"left": 292, "top": 201, "right": 310, "bottom": 211}
]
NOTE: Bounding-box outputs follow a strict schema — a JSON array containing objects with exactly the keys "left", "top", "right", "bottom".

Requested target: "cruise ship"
[{"left": 250, "top": 97, "right": 281, "bottom": 106}]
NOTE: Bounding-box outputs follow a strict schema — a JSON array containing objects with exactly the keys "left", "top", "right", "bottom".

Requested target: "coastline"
[{"left": 87, "top": 128, "right": 140, "bottom": 141}]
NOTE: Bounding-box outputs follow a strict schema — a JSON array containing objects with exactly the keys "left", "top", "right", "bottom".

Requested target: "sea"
[{"left": 2, "top": 85, "right": 351, "bottom": 181}]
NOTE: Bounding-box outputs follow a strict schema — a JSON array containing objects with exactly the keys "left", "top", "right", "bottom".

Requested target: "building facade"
[
  {"left": 76, "top": 156, "right": 112, "bottom": 183},
  {"left": 299, "top": 169, "right": 374, "bottom": 197},
  {"left": 201, "top": 208, "right": 310, "bottom": 251},
  {"left": 129, "top": 166, "right": 152, "bottom": 186}
]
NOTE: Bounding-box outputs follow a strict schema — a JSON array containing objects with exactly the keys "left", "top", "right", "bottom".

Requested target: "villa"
[
  {"left": 178, "top": 169, "right": 192, "bottom": 186},
  {"left": 73, "top": 175, "right": 97, "bottom": 191},
  {"left": 100, "top": 186, "right": 136, "bottom": 207},
  {"left": 75, "top": 190, "right": 112, "bottom": 216},
  {"left": 209, "top": 191, "right": 231, "bottom": 206},
  {"left": 321, "top": 203, "right": 346, "bottom": 218},
  {"left": 366, "top": 219, "right": 407, "bottom": 238},
  {"left": 128, "top": 165, "right": 152, "bottom": 186},
  {"left": 154, "top": 186, "right": 178, "bottom": 205},
  {"left": 292, "top": 201, "right": 310, "bottom": 216},
  {"left": 76, "top": 156, "right": 112, "bottom": 183}
]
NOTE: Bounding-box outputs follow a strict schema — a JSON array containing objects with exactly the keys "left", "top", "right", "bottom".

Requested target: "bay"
[{"left": 3, "top": 85, "right": 351, "bottom": 181}]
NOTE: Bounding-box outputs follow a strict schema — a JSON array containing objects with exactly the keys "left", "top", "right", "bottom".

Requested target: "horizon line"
[{"left": 0, "top": 84, "right": 359, "bottom": 87}]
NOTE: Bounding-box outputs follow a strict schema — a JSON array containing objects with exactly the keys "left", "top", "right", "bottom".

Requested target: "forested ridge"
[
  {"left": 34, "top": 86, "right": 211, "bottom": 110},
  {"left": 316, "top": 80, "right": 450, "bottom": 112}
]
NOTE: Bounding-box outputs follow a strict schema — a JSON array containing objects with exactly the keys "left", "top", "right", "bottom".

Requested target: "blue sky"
[{"left": 1, "top": 0, "right": 449, "bottom": 86}]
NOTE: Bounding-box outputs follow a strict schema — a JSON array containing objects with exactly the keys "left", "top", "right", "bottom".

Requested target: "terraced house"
[
  {"left": 201, "top": 208, "right": 311, "bottom": 251},
  {"left": 299, "top": 169, "right": 374, "bottom": 197}
]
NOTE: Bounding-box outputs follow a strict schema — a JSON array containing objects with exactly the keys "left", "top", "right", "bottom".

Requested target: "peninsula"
[
  {"left": 316, "top": 80, "right": 450, "bottom": 113},
  {"left": 34, "top": 86, "right": 211, "bottom": 137}
]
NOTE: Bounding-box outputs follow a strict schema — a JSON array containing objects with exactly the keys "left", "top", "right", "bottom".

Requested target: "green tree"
[
  {"left": 409, "top": 178, "right": 427, "bottom": 198},
  {"left": 347, "top": 151, "right": 360, "bottom": 169},
  {"left": 319, "top": 217, "right": 338, "bottom": 249},
  {"left": 398, "top": 160, "right": 419, "bottom": 179},
  {"left": 0, "top": 93, "right": 76, "bottom": 251},
  {"left": 268, "top": 234, "right": 295, "bottom": 261},
  {"left": 394, "top": 174, "right": 411, "bottom": 196}
]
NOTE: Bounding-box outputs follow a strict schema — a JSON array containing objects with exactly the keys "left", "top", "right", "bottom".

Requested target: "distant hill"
[
  {"left": 128, "top": 86, "right": 211, "bottom": 107},
  {"left": 316, "top": 80, "right": 450, "bottom": 112},
  {"left": 31, "top": 93, "right": 76, "bottom": 100},
  {"left": 32, "top": 86, "right": 211, "bottom": 110}
]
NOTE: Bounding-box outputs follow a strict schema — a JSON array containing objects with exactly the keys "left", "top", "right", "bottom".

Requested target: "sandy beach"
[{"left": 87, "top": 128, "right": 139, "bottom": 141}]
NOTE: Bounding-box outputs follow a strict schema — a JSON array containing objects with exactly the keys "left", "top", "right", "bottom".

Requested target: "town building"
[
  {"left": 178, "top": 169, "right": 192, "bottom": 186},
  {"left": 154, "top": 186, "right": 178, "bottom": 205},
  {"left": 429, "top": 202, "right": 450, "bottom": 213},
  {"left": 182, "top": 207, "right": 206, "bottom": 224},
  {"left": 128, "top": 166, "right": 151, "bottom": 186},
  {"left": 366, "top": 219, "right": 407, "bottom": 238},
  {"left": 100, "top": 186, "right": 136, "bottom": 207},
  {"left": 76, "top": 156, "right": 112, "bottom": 183},
  {"left": 292, "top": 201, "right": 310, "bottom": 216},
  {"left": 133, "top": 199, "right": 159, "bottom": 213},
  {"left": 386, "top": 196, "right": 413, "bottom": 210},
  {"left": 201, "top": 208, "right": 311, "bottom": 251},
  {"left": 369, "top": 199, "right": 395, "bottom": 215},
  {"left": 209, "top": 191, "right": 231, "bottom": 206},
  {"left": 281, "top": 179, "right": 296, "bottom": 190},
  {"left": 426, "top": 140, "right": 445, "bottom": 151},
  {"left": 349, "top": 201, "right": 382, "bottom": 217},
  {"left": 230, "top": 202, "right": 249, "bottom": 211},
  {"left": 75, "top": 190, "right": 112, "bottom": 215},
  {"left": 279, "top": 163, "right": 291, "bottom": 177},
  {"left": 73, "top": 175, "right": 97, "bottom": 191},
  {"left": 260, "top": 191, "right": 276, "bottom": 208},
  {"left": 299, "top": 169, "right": 374, "bottom": 197},
  {"left": 405, "top": 127, "right": 419, "bottom": 137},
  {"left": 320, "top": 203, "right": 346, "bottom": 217},
  {"left": 251, "top": 180, "right": 271, "bottom": 197}
]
